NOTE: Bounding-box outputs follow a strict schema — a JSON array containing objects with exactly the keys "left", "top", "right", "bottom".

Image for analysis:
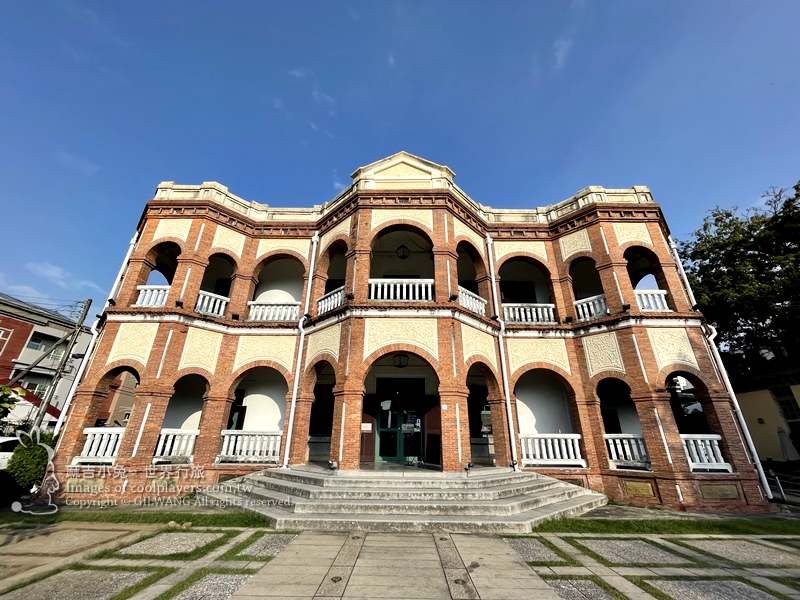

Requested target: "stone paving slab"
[
  {"left": 119, "top": 532, "right": 226, "bottom": 556},
  {"left": 680, "top": 539, "right": 800, "bottom": 565},
  {"left": 237, "top": 533, "right": 296, "bottom": 557},
  {"left": 649, "top": 579, "right": 779, "bottom": 600},
  {"left": 575, "top": 539, "right": 690, "bottom": 565},
  {"left": 173, "top": 573, "right": 252, "bottom": 600},
  {"left": 504, "top": 537, "right": 565, "bottom": 563},
  {"left": 547, "top": 579, "right": 615, "bottom": 600},
  {"left": 0, "top": 569, "right": 153, "bottom": 600},
  {"left": 0, "top": 527, "right": 134, "bottom": 556}
]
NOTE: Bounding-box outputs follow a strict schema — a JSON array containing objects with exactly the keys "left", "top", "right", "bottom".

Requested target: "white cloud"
[
  {"left": 55, "top": 151, "right": 99, "bottom": 175},
  {"left": 0, "top": 272, "right": 49, "bottom": 300},
  {"left": 309, "top": 121, "right": 319, "bottom": 132},
  {"left": 288, "top": 68, "right": 312, "bottom": 78},
  {"left": 333, "top": 169, "right": 346, "bottom": 191},
  {"left": 388, "top": 53, "right": 395, "bottom": 67},
  {"left": 312, "top": 87, "right": 335, "bottom": 108},
  {"left": 553, "top": 38, "right": 574, "bottom": 70},
  {"left": 25, "top": 262, "right": 105, "bottom": 294},
  {"left": 272, "top": 98, "right": 284, "bottom": 110}
]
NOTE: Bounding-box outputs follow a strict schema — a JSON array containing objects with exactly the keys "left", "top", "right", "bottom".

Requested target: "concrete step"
[
  {"left": 243, "top": 472, "right": 563, "bottom": 501},
  {"left": 262, "top": 468, "right": 541, "bottom": 489},
  {"left": 236, "top": 481, "right": 589, "bottom": 516},
  {"left": 197, "top": 488, "right": 606, "bottom": 534}
]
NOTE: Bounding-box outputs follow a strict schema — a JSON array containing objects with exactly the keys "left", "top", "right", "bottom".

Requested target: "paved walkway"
[{"left": 4, "top": 522, "right": 800, "bottom": 599}]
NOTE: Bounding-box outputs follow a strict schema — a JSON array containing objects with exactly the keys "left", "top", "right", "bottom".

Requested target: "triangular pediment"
[{"left": 350, "top": 151, "right": 455, "bottom": 191}]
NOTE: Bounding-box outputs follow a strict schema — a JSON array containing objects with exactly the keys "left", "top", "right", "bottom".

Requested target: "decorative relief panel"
[
  {"left": 319, "top": 217, "right": 351, "bottom": 251},
  {"left": 493, "top": 240, "right": 547, "bottom": 263},
  {"left": 257, "top": 238, "right": 311, "bottom": 261},
  {"left": 461, "top": 325, "right": 497, "bottom": 370},
  {"left": 559, "top": 229, "right": 592, "bottom": 261},
  {"left": 452, "top": 220, "right": 485, "bottom": 255},
  {"left": 212, "top": 225, "right": 245, "bottom": 257},
  {"left": 233, "top": 334, "right": 296, "bottom": 372},
  {"left": 506, "top": 338, "right": 571, "bottom": 375},
  {"left": 375, "top": 162, "right": 431, "bottom": 178},
  {"left": 152, "top": 219, "right": 192, "bottom": 242},
  {"left": 178, "top": 327, "right": 223, "bottom": 373},
  {"left": 646, "top": 328, "right": 699, "bottom": 371},
  {"left": 305, "top": 323, "right": 341, "bottom": 366},
  {"left": 371, "top": 209, "right": 433, "bottom": 232},
  {"left": 363, "top": 318, "right": 438, "bottom": 361},
  {"left": 582, "top": 332, "right": 625, "bottom": 377},
  {"left": 613, "top": 222, "right": 652, "bottom": 246},
  {"left": 106, "top": 323, "right": 159, "bottom": 366}
]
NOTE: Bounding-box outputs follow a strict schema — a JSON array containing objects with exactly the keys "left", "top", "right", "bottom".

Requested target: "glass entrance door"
[{"left": 376, "top": 378, "right": 425, "bottom": 462}]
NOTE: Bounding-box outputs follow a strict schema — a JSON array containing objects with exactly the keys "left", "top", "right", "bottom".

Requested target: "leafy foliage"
[
  {"left": 7, "top": 431, "right": 56, "bottom": 490},
  {"left": 0, "top": 383, "right": 25, "bottom": 418},
  {"left": 679, "top": 183, "right": 800, "bottom": 357}
]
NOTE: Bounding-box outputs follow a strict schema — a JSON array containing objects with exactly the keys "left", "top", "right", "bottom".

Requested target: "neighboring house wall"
[{"left": 738, "top": 385, "right": 800, "bottom": 462}]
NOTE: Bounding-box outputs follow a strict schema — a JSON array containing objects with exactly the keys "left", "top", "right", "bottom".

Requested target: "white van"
[{"left": 0, "top": 437, "right": 20, "bottom": 470}]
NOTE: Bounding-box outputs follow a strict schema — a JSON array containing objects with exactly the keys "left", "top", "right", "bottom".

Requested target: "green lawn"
[
  {"left": 533, "top": 517, "right": 800, "bottom": 535},
  {"left": 0, "top": 509, "right": 270, "bottom": 528}
]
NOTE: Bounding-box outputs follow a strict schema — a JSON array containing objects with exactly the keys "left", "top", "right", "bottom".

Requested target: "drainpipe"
[
  {"left": 54, "top": 232, "right": 139, "bottom": 438},
  {"left": 485, "top": 235, "right": 520, "bottom": 471},
  {"left": 282, "top": 232, "right": 320, "bottom": 468},
  {"left": 669, "top": 237, "right": 772, "bottom": 499}
]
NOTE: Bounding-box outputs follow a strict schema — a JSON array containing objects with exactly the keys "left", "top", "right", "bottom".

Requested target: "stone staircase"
[{"left": 198, "top": 466, "right": 606, "bottom": 533}]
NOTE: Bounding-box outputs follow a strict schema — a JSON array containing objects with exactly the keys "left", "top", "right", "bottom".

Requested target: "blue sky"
[{"left": 1, "top": 1, "right": 798, "bottom": 315}]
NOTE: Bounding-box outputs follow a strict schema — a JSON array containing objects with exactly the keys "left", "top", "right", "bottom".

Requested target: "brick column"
[
  {"left": 596, "top": 262, "right": 626, "bottom": 314},
  {"left": 310, "top": 272, "right": 328, "bottom": 317},
  {"left": 286, "top": 394, "right": 314, "bottom": 465},
  {"left": 329, "top": 386, "right": 364, "bottom": 470},
  {"left": 348, "top": 249, "right": 371, "bottom": 303},
  {"left": 116, "top": 257, "right": 155, "bottom": 308},
  {"left": 572, "top": 396, "right": 608, "bottom": 474},
  {"left": 193, "top": 395, "right": 232, "bottom": 466},
  {"left": 439, "top": 387, "right": 469, "bottom": 471},
  {"left": 227, "top": 273, "right": 257, "bottom": 321},
  {"left": 634, "top": 393, "right": 690, "bottom": 477},
  {"left": 54, "top": 389, "right": 108, "bottom": 468},
  {"left": 172, "top": 256, "right": 207, "bottom": 312},
  {"left": 487, "top": 396, "right": 519, "bottom": 468},
  {"left": 703, "top": 393, "right": 754, "bottom": 475},
  {"left": 433, "top": 249, "right": 458, "bottom": 303},
  {"left": 113, "top": 388, "right": 174, "bottom": 470},
  {"left": 475, "top": 274, "right": 492, "bottom": 315}
]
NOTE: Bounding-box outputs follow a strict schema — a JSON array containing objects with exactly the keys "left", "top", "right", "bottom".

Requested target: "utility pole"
[{"left": 33, "top": 299, "right": 92, "bottom": 429}]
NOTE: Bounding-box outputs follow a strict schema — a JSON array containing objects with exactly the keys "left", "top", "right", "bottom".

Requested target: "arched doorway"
[
  {"left": 249, "top": 256, "right": 305, "bottom": 322},
  {"left": 155, "top": 374, "right": 208, "bottom": 463},
  {"left": 569, "top": 257, "right": 608, "bottom": 321},
  {"left": 597, "top": 378, "right": 650, "bottom": 470},
  {"left": 369, "top": 227, "right": 435, "bottom": 301},
  {"left": 308, "top": 362, "right": 336, "bottom": 463},
  {"left": 624, "top": 246, "right": 673, "bottom": 311},
  {"left": 362, "top": 353, "right": 440, "bottom": 467},
  {"left": 466, "top": 364, "right": 498, "bottom": 465},
  {"left": 498, "top": 257, "right": 556, "bottom": 324}
]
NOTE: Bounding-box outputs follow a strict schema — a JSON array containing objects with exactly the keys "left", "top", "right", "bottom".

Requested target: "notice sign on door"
[
  {"left": 361, "top": 422, "right": 372, "bottom": 432},
  {"left": 401, "top": 423, "right": 415, "bottom": 433}
]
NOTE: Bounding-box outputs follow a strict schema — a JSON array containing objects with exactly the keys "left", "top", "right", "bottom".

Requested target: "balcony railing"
[
  {"left": 154, "top": 428, "right": 199, "bottom": 460},
  {"left": 635, "top": 290, "right": 670, "bottom": 312},
  {"left": 574, "top": 293, "right": 609, "bottom": 322},
  {"left": 317, "top": 286, "right": 345, "bottom": 315},
  {"left": 368, "top": 278, "right": 434, "bottom": 302},
  {"left": 247, "top": 301, "right": 300, "bottom": 322},
  {"left": 458, "top": 286, "right": 487, "bottom": 316},
  {"left": 519, "top": 433, "right": 587, "bottom": 467},
  {"left": 604, "top": 434, "right": 651, "bottom": 470},
  {"left": 680, "top": 434, "right": 733, "bottom": 472},
  {"left": 503, "top": 303, "right": 556, "bottom": 324},
  {"left": 76, "top": 427, "right": 125, "bottom": 463},
  {"left": 216, "top": 430, "right": 282, "bottom": 463},
  {"left": 195, "top": 290, "right": 229, "bottom": 318},
  {"left": 134, "top": 285, "right": 170, "bottom": 308}
]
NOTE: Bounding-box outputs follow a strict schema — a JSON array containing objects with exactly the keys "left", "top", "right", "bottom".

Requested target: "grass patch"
[
  {"left": 502, "top": 535, "right": 581, "bottom": 566},
  {"left": 533, "top": 517, "right": 800, "bottom": 536},
  {"left": 628, "top": 576, "right": 793, "bottom": 600},
  {"left": 0, "top": 563, "right": 174, "bottom": 599},
  {"left": 219, "top": 531, "right": 300, "bottom": 561},
  {"left": 562, "top": 537, "right": 701, "bottom": 568},
  {"left": 93, "top": 529, "right": 239, "bottom": 561},
  {"left": 152, "top": 567, "right": 256, "bottom": 600},
  {"left": 0, "top": 510, "right": 270, "bottom": 528},
  {"left": 542, "top": 575, "right": 629, "bottom": 600},
  {"left": 769, "top": 577, "right": 800, "bottom": 592}
]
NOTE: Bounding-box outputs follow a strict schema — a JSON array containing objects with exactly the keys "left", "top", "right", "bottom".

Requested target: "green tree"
[
  {"left": 679, "top": 183, "right": 800, "bottom": 357},
  {"left": 7, "top": 430, "right": 57, "bottom": 490},
  {"left": 0, "top": 383, "right": 25, "bottom": 419}
]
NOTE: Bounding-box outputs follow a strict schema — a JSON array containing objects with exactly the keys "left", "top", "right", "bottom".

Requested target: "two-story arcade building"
[{"left": 53, "top": 152, "right": 769, "bottom": 512}]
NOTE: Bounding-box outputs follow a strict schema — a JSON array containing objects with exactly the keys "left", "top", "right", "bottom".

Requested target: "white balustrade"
[
  {"left": 154, "top": 429, "right": 199, "bottom": 459},
  {"left": 518, "top": 433, "right": 587, "bottom": 467},
  {"left": 574, "top": 294, "right": 609, "bottom": 322},
  {"left": 195, "top": 290, "right": 229, "bottom": 318},
  {"left": 680, "top": 434, "right": 733, "bottom": 472},
  {"left": 247, "top": 301, "right": 300, "bottom": 322},
  {"left": 317, "top": 286, "right": 345, "bottom": 315},
  {"left": 77, "top": 427, "right": 125, "bottom": 462},
  {"left": 604, "top": 434, "right": 651, "bottom": 470},
  {"left": 368, "top": 278, "right": 435, "bottom": 302},
  {"left": 458, "top": 286, "right": 487, "bottom": 316},
  {"left": 503, "top": 303, "right": 556, "bottom": 324},
  {"left": 134, "top": 285, "right": 170, "bottom": 308},
  {"left": 635, "top": 290, "right": 670, "bottom": 311},
  {"left": 217, "top": 430, "right": 283, "bottom": 463}
]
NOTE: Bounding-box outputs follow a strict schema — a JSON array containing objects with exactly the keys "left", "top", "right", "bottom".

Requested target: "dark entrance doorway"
[{"left": 375, "top": 378, "right": 426, "bottom": 462}]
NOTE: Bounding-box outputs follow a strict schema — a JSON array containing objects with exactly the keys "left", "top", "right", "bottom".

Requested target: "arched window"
[
  {"left": 570, "top": 257, "right": 608, "bottom": 322},
  {"left": 624, "top": 246, "right": 672, "bottom": 311},
  {"left": 196, "top": 254, "right": 236, "bottom": 317},
  {"left": 248, "top": 257, "right": 305, "bottom": 322},
  {"left": 498, "top": 258, "right": 555, "bottom": 324},
  {"left": 369, "top": 228, "right": 434, "bottom": 301}
]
